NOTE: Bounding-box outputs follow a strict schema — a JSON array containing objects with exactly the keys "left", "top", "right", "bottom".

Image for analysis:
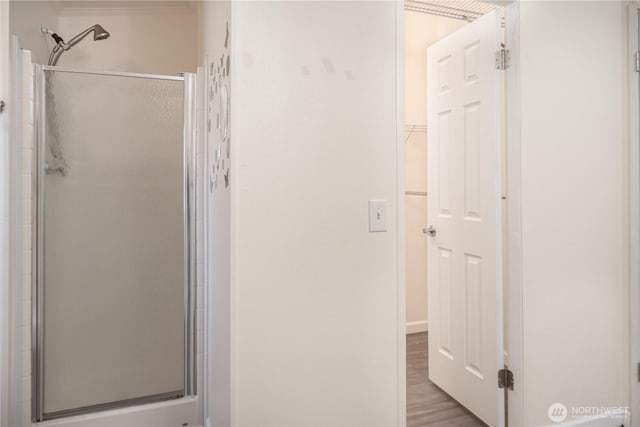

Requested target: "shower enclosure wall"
[{"left": 32, "top": 65, "right": 196, "bottom": 421}]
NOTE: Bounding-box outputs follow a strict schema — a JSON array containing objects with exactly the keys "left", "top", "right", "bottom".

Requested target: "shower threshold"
[{"left": 42, "top": 390, "right": 185, "bottom": 421}]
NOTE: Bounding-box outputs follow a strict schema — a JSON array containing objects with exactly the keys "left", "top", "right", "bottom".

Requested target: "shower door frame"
[{"left": 31, "top": 65, "right": 197, "bottom": 422}]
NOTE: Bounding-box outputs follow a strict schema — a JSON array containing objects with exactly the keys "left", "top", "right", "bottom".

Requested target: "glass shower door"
[{"left": 34, "top": 67, "right": 195, "bottom": 420}]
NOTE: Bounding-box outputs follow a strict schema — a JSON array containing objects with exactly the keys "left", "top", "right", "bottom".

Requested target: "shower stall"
[{"left": 32, "top": 65, "right": 196, "bottom": 421}]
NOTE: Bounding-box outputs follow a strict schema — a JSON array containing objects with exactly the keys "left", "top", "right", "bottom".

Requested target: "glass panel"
[{"left": 42, "top": 70, "right": 185, "bottom": 415}]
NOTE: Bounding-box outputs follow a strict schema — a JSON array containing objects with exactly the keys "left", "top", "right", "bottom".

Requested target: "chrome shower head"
[
  {"left": 45, "top": 24, "right": 111, "bottom": 66},
  {"left": 91, "top": 24, "right": 110, "bottom": 41}
]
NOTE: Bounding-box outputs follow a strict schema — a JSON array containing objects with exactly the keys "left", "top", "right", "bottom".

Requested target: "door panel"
[
  {"left": 39, "top": 69, "right": 187, "bottom": 417},
  {"left": 426, "top": 10, "right": 504, "bottom": 426}
]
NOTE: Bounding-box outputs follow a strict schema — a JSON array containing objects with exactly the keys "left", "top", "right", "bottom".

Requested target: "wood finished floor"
[{"left": 407, "top": 332, "right": 487, "bottom": 427}]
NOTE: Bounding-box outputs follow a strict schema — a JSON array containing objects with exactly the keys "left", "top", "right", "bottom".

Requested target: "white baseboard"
[{"left": 406, "top": 320, "right": 428, "bottom": 334}]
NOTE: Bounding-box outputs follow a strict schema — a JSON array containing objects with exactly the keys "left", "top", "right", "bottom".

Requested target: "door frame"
[
  {"left": 629, "top": 4, "right": 640, "bottom": 427},
  {"left": 396, "top": 2, "right": 523, "bottom": 426},
  {"left": 395, "top": 1, "right": 407, "bottom": 426},
  {"left": 504, "top": 2, "right": 524, "bottom": 426}
]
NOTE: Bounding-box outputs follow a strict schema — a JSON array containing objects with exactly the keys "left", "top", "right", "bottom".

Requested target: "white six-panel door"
[{"left": 426, "top": 10, "right": 504, "bottom": 427}]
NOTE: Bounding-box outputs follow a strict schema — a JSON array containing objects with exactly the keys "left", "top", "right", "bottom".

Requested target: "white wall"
[
  {"left": 514, "top": 2, "right": 628, "bottom": 425},
  {"left": 9, "top": 1, "right": 197, "bottom": 74},
  {"left": 198, "top": 1, "right": 232, "bottom": 426},
  {"left": 231, "top": 2, "right": 402, "bottom": 425},
  {"left": 404, "top": 11, "right": 465, "bottom": 332},
  {"left": 9, "top": 0, "right": 62, "bottom": 65},
  {"left": 56, "top": 5, "right": 196, "bottom": 74}
]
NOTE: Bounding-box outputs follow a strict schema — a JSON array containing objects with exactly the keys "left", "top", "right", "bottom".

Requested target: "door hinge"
[
  {"left": 495, "top": 49, "right": 510, "bottom": 70},
  {"left": 635, "top": 52, "right": 640, "bottom": 72},
  {"left": 498, "top": 368, "right": 514, "bottom": 390},
  {"left": 637, "top": 362, "right": 640, "bottom": 382}
]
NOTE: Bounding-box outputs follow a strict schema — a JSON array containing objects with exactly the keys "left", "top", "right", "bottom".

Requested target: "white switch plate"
[{"left": 369, "top": 200, "right": 386, "bottom": 232}]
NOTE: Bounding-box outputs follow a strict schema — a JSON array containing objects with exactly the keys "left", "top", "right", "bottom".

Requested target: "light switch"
[{"left": 369, "top": 200, "right": 386, "bottom": 232}]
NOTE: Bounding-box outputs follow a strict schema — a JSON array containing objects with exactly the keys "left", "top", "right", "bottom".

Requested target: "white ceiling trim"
[{"left": 59, "top": 1, "right": 196, "bottom": 16}]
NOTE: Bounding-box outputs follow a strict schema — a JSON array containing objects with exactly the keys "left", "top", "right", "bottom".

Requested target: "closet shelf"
[{"left": 404, "top": 124, "right": 428, "bottom": 133}]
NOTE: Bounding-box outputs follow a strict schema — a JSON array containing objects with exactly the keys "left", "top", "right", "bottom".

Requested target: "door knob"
[{"left": 423, "top": 225, "right": 436, "bottom": 237}]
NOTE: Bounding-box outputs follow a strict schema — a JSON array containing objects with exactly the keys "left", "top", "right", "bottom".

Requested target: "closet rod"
[
  {"left": 404, "top": 5, "right": 474, "bottom": 21},
  {"left": 404, "top": 124, "right": 427, "bottom": 133},
  {"left": 404, "top": 124, "right": 428, "bottom": 144}
]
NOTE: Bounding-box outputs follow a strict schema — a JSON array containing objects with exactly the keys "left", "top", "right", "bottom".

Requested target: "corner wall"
[
  {"left": 198, "top": 1, "right": 232, "bottom": 426},
  {"left": 515, "top": 2, "right": 628, "bottom": 425},
  {"left": 231, "top": 1, "right": 402, "bottom": 425}
]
